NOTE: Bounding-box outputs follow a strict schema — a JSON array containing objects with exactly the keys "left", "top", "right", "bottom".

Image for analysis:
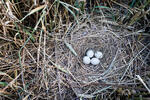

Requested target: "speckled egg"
[
  {"left": 83, "top": 56, "right": 91, "bottom": 64},
  {"left": 91, "top": 58, "right": 100, "bottom": 65},
  {"left": 95, "top": 51, "right": 103, "bottom": 59},
  {"left": 86, "top": 49, "right": 94, "bottom": 58}
]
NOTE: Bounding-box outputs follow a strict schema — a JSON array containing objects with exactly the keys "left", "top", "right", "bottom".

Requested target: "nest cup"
[
  {"left": 54, "top": 17, "right": 128, "bottom": 97},
  {"left": 54, "top": 16, "right": 149, "bottom": 97},
  {"left": 70, "top": 26, "right": 119, "bottom": 77}
]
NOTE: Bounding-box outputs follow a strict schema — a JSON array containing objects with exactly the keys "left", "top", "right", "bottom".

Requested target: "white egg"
[
  {"left": 83, "top": 56, "right": 91, "bottom": 64},
  {"left": 95, "top": 51, "right": 103, "bottom": 59},
  {"left": 86, "top": 49, "right": 94, "bottom": 58},
  {"left": 91, "top": 58, "right": 100, "bottom": 65}
]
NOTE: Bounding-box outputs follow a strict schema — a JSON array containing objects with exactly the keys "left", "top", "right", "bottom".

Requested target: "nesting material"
[
  {"left": 55, "top": 22, "right": 120, "bottom": 97},
  {"left": 54, "top": 16, "right": 146, "bottom": 98}
]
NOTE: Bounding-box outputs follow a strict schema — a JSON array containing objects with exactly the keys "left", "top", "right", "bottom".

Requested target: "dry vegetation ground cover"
[{"left": 0, "top": 0, "right": 150, "bottom": 100}]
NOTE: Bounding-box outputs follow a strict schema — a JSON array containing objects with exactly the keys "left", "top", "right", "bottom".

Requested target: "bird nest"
[{"left": 53, "top": 16, "right": 149, "bottom": 98}]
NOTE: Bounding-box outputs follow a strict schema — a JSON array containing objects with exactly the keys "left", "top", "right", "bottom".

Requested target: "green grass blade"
[
  {"left": 0, "top": 82, "right": 8, "bottom": 87},
  {"left": 58, "top": 0, "right": 79, "bottom": 24},
  {"left": 130, "top": 0, "right": 136, "bottom": 8},
  {"left": 94, "top": 6, "right": 110, "bottom": 9},
  {"left": 64, "top": 41, "right": 77, "bottom": 56}
]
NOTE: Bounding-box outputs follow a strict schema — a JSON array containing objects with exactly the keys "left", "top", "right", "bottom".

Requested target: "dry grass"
[{"left": 0, "top": 0, "right": 150, "bottom": 100}]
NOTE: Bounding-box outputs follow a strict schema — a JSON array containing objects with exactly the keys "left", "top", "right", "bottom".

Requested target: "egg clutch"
[{"left": 83, "top": 49, "right": 103, "bottom": 65}]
